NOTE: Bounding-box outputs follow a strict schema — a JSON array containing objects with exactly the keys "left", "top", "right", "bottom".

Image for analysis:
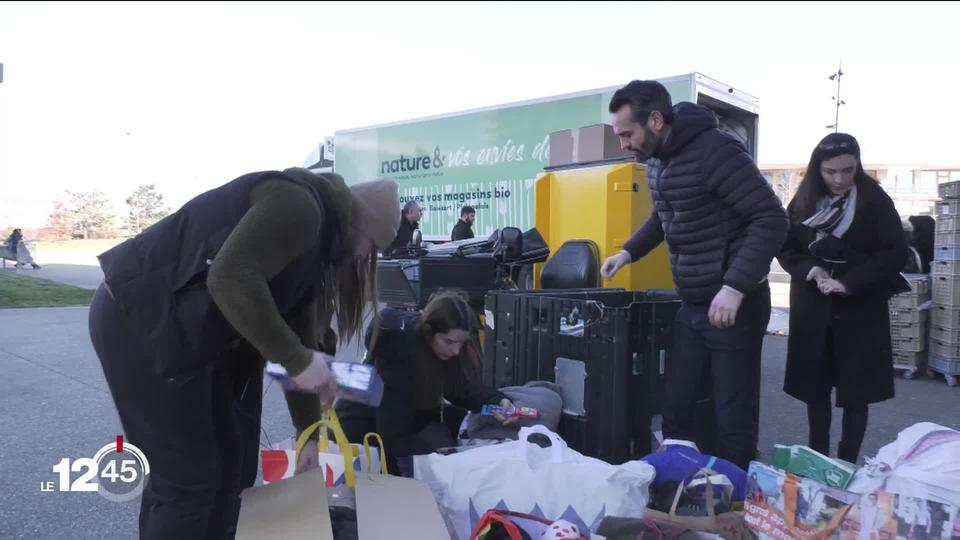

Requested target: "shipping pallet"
[
  {"left": 926, "top": 368, "right": 960, "bottom": 387},
  {"left": 893, "top": 363, "right": 923, "bottom": 379},
  {"left": 928, "top": 354, "right": 960, "bottom": 386}
]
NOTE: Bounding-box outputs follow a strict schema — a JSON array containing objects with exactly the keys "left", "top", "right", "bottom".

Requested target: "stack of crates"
[
  {"left": 928, "top": 180, "right": 960, "bottom": 387},
  {"left": 889, "top": 274, "right": 930, "bottom": 379}
]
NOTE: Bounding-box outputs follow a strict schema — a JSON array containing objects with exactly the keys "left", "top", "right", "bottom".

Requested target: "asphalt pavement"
[{"left": 0, "top": 304, "right": 957, "bottom": 538}]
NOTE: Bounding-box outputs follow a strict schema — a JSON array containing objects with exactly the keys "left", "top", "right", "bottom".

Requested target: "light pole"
[{"left": 826, "top": 62, "right": 845, "bottom": 132}]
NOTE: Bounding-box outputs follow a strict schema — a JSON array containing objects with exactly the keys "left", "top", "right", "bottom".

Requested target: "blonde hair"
[{"left": 317, "top": 242, "right": 380, "bottom": 350}]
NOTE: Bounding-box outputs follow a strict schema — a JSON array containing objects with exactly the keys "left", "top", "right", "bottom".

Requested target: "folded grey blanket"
[{"left": 465, "top": 381, "right": 563, "bottom": 440}]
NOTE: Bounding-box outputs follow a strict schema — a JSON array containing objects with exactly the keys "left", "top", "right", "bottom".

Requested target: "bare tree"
[
  {"left": 43, "top": 201, "right": 74, "bottom": 240},
  {"left": 124, "top": 184, "right": 169, "bottom": 234}
]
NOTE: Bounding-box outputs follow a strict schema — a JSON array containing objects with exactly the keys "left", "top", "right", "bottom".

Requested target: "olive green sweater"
[{"left": 206, "top": 175, "right": 343, "bottom": 437}]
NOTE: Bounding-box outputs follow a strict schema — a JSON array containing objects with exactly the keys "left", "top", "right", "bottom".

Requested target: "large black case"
[{"left": 483, "top": 288, "right": 681, "bottom": 463}]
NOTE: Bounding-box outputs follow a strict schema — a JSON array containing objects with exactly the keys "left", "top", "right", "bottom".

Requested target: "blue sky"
[{"left": 1, "top": 1, "right": 958, "bottom": 227}]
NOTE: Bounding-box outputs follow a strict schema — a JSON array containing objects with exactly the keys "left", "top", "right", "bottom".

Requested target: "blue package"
[
  {"left": 329, "top": 361, "right": 384, "bottom": 406},
  {"left": 265, "top": 361, "right": 384, "bottom": 407},
  {"left": 641, "top": 440, "right": 748, "bottom": 501}
]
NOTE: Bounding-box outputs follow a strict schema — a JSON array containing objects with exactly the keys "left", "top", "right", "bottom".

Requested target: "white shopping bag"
[
  {"left": 847, "top": 422, "right": 960, "bottom": 507},
  {"left": 415, "top": 425, "right": 655, "bottom": 540}
]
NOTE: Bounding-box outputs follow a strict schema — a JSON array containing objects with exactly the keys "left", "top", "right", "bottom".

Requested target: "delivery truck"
[{"left": 316, "top": 72, "right": 760, "bottom": 241}]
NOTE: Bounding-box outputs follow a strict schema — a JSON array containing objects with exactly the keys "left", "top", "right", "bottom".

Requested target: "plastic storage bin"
[
  {"left": 483, "top": 288, "right": 682, "bottom": 463},
  {"left": 535, "top": 161, "right": 673, "bottom": 291}
]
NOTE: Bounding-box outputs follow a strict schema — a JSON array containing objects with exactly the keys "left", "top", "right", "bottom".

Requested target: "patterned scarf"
[
  {"left": 802, "top": 185, "right": 857, "bottom": 264},
  {"left": 802, "top": 185, "right": 857, "bottom": 239}
]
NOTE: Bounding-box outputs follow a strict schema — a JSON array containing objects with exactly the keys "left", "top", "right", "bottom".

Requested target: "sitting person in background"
[
  {"left": 336, "top": 289, "right": 515, "bottom": 474},
  {"left": 4, "top": 228, "right": 41, "bottom": 269}
]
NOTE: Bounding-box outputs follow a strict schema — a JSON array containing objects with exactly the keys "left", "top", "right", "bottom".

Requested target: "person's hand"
[
  {"left": 491, "top": 398, "right": 519, "bottom": 426},
  {"left": 601, "top": 250, "right": 632, "bottom": 281},
  {"left": 806, "top": 266, "right": 830, "bottom": 283},
  {"left": 295, "top": 439, "right": 319, "bottom": 474},
  {"left": 291, "top": 351, "right": 339, "bottom": 408},
  {"left": 818, "top": 278, "right": 849, "bottom": 296},
  {"left": 708, "top": 286, "right": 744, "bottom": 328}
]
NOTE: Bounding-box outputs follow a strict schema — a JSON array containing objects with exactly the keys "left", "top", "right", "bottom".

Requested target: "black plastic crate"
[
  {"left": 378, "top": 254, "right": 499, "bottom": 309},
  {"left": 483, "top": 288, "right": 680, "bottom": 464},
  {"left": 482, "top": 288, "right": 625, "bottom": 389}
]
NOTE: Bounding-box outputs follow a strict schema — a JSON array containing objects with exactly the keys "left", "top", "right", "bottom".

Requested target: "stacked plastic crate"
[
  {"left": 889, "top": 274, "right": 930, "bottom": 379},
  {"left": 928, "top": 180, "right": 960, "bottom": 386}
]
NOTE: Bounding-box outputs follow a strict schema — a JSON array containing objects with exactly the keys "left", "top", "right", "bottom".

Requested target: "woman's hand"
[
  {"left": 818, "top": 278, "right": 849, "bottom": 296},
  {"left": 291, "top": 351, "right": 339, "bottom": 408},
  {"left": 492, "top": 398, "right": 519, "bottom": 426},
  {"left": 295, "top": 439, "right": 319, "bottom": 474},
  {"left": 807, "top": 266, "right": 831, "bottom": 283}
]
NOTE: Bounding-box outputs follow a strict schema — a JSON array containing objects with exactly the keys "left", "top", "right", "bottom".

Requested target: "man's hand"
[
  {"left": 806, "top": 266, "right": 830, "bottom": 283},
  {"left": 708, "top": 286, "right": 744, "bottom": 328},
  {"left": 601, "top": 250, "right": 632, "bottom": 281},
  {"left": 296, "top": 439, "right": 319, "bottom": 474},
  {"left": 291, "top": 351, "right": 339, "bottom": 408},
  {"left": 818, "top": 278, "right": 849, "bottom": 296}
]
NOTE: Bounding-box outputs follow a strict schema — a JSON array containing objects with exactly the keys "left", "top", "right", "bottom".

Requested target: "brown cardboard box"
[
  {"left": 237, "top": 468, "right": 449, "bottom": 539},
  {"left": 549, "top": 124, "right": 631, "bottom": 167}
]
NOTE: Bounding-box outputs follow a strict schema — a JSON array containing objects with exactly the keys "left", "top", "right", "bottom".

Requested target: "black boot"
[
  {"left": 837, "top": 440, "right": 859, "bottom": 464},
  {"left": 838, "top": 405, "right": 868, "bottom": 464},
  {"left": 807, "top": 400, "right": 832, "bottom": 456}
]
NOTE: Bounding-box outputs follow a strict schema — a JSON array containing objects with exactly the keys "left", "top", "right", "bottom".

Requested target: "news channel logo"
[{"left": 42, "top": 436, "right": 150, "bottom": 503}]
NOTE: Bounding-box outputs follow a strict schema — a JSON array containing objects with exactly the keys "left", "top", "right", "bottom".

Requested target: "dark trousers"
[
  {"left": 663, "top": 284, "right": 771, "bottom": 469},
  {"left": 89, "top": 285, "right": 262, "bottom": 540}
]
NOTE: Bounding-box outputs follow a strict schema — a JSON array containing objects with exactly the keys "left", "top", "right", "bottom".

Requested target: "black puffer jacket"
[{"left": 624, "top": 103, "right": 789, "bottom": 304}]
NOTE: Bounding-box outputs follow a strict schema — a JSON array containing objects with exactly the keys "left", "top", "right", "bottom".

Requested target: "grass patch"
[{"left": 0, "top": 270, "right": 95, "bottom": 308}]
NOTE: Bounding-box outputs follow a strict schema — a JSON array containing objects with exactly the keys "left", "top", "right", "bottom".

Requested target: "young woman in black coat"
[
  {"left": 336, "top": 290, "right": 515, "bottom": 473},
  {"left": 778, "top": 133, "right": 908, "bottom": 464}
]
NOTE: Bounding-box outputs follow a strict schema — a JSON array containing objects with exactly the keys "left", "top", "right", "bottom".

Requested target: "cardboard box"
[
  {"left": 549, "top": 124, "right": 632, "bottom": 167},
  {"left": 770, "top": 445, "right": 857, "bottom": 489},
  {"left": 237, "top": 468, "right": 449, "bottom": 540}
]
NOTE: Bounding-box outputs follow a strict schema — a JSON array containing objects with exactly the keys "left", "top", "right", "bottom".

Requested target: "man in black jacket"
[
  {"left": 451, "top": 205, "right": 476, "bottom": 241},
  {"left": 388, "top": 200, "right": 422, "bottom": 252},
  {"left": 601, "top": 80, "right": 789, "bottom": 468}
]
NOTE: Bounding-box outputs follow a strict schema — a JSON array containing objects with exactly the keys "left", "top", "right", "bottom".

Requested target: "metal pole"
[{"left": 834, "top": 61, "right": 842, "bottom": 133}]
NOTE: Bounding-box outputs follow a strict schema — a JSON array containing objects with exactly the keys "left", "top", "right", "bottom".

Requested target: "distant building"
[{"left": 761, "top": 164, "right": 960, "bottom": 217}]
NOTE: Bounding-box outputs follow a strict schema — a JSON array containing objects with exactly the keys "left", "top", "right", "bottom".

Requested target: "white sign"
[{"left": 324, "top": 136, "right": 335, "bottom": 161}]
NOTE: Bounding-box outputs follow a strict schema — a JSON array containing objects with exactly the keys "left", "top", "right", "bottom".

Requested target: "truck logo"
[{"left": 381, "top": 146, "right": 445, "bottom": 174}]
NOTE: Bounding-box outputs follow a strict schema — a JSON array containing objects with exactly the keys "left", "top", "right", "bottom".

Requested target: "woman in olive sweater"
[{"left": 90, "top": 168, "right": 399, "bottom": 539}]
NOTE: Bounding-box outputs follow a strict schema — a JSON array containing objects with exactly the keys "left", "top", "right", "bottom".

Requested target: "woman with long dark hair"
[
  {"left": 778, "top": 133, "right": 908, "bottom": 464},
  {"left": 337, "top": 289, "right": 515, "bottom": 473}
]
